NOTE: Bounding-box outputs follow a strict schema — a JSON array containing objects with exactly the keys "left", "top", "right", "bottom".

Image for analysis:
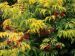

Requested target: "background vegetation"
[{"left": 0, "top": 0, "right": 75, "bottom": 56}]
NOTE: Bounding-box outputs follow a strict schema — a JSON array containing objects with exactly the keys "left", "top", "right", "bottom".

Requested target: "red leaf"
[{"left": 23, "top": 33, "right": 30, "bottom": 40}]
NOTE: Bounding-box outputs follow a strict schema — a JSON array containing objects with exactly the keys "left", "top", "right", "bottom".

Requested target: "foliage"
[
  {"left": 0, "top": 0, "right": 75, "bottom": 56},
  {"left": 0, "top": 32, "right": 30, "bottom": 56}
]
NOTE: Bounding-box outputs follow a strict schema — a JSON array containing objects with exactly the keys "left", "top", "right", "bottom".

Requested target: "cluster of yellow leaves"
[
  {"left": 0, "top": 32, "right": 31, "bottom": 53},
  {"left": 29, "top": 0, "right": 36, "bottom": 4},
  {"left": 8, "top": 32, "right": 23, "bottom": 42},
  {"left": 3, "top": 19, "right": 12, "bottom": 29},
  {"left": 38, "top": 0, "right": 63, "bottom": 8},
  {"left": 0, "top": 32, "right": 24, "bottom": 50},
  {"left": 0, "top": 48, "right": 19, "bottom": 56},
  {"left": 0, "top": 2, "right": 23, "bottom": 19},
  {"left": 38, "top": 0, "right": 52, "bottom": 8},
  {"left": 45, "top": 15, "right": 56, "bottom": 22},
  {"left": 20, "top": 42, "right": 31, "bottom": 52},
  {"left": 27, "top": 18, "right": 46, "bottom": 33},
  {"left": 57, "top": 0, "right": 63, "bottom": 6},
  {"left": 58, "top": 29, "right": 75, "bottom": 38},
  {"left": 0, "top": 32, "right": 23, "bottom": 42},
  {"left": 0, "top": 2, "right": 10, "bottom": 10},
  {"left": 0, "top": 32, "right": 9, "bottom": 37},
  {"left": 0, "top": 44, "right": 30, "bottom": 56}
]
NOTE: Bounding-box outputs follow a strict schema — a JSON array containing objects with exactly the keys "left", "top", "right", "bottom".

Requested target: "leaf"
[{"left": 58, "top": 30, "right": 63, "bottom": 38}]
